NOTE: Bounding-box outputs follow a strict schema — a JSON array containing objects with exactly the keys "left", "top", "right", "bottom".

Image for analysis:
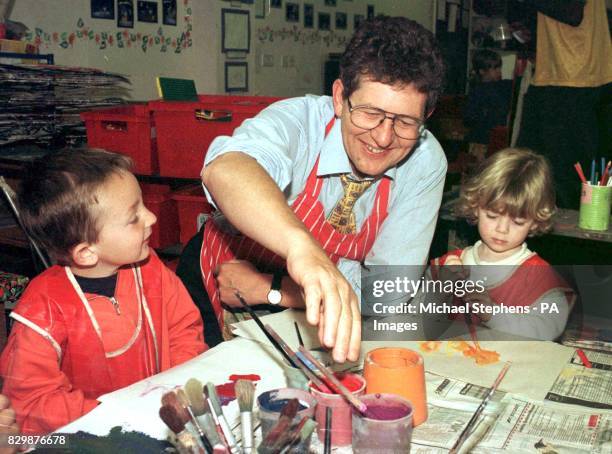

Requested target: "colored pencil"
[
  {"left": 576, "top": 349, "right": 592, "bottom": 368},
  {"left": 574, "top": 162, "right": 587, "bottom": 184}
]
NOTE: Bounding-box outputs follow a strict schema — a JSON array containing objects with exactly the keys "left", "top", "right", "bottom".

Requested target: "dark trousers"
[{"left": 517, "top": 83, "right": 612, "bottom": 209}]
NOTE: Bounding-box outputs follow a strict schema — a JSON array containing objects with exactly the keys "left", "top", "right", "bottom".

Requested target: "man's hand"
[
  {"left": 286, "top": 235, "right": 361, "bottom": 363},
  {"left": 0, "top": 394, "right": 19, "bottom": 454},
  {"left": 215, "top": 260, "right": 269, "bottom": 307}
]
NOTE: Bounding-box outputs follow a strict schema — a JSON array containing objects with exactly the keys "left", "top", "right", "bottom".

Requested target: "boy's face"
[
  {"left": 479, "top": 65, "right": 502, "bottom": 82},
  {"left": 476, "top": 207, "right": 535, "bottom": 261},
  {"left": 89, "top": 171, "right": 157, "bottom": 274}
]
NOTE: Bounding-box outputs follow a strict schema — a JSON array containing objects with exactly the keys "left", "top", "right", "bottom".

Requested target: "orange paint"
[
  {"left": 419, "top": 341, "right": 442, "bottom": 353},
  {"left": 449, "top": 341, "right": 500, "bottom": 365},
  {"left": 363, "top": 348, "right": 428, "bottom": 427}
]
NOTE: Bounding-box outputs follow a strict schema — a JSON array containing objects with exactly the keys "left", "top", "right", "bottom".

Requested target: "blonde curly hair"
[{"left": 455, "top": 148, "right": 556, "bottom": 236}]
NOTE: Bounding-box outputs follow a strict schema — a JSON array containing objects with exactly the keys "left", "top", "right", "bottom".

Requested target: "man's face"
[{"left": 332, "top": 77, "right": 428, "bottom": 179}]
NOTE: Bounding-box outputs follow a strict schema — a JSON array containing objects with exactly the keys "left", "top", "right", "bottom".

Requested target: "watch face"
[{"left": 267, "top": 289, "right": 282, "bottom": 305}]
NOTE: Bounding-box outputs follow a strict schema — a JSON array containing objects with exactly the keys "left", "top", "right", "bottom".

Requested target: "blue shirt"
[{"left": 202, "top": 95, "right": 447, "bottom": 294}]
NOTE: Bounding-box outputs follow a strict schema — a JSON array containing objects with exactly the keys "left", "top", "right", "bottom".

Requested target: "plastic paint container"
[
  {"left": 257, "top": 388, "right": 316, "bottom": 451},
  {"left": 309, "top": 372, "right": 366, "bottom": 446},
  {"left": 364, "top": 347, "right": 428, "bottom": 426},
  {"left": 352, "top": 393, "right": 414, "bottom": 453}
]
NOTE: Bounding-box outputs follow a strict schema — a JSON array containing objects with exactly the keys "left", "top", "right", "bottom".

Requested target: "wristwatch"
[{"left": 267, "top": 270, "right": 284, "bottom": 305}]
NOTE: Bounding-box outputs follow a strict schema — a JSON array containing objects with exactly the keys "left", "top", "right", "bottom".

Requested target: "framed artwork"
[
  {"left": 354, "top": 14, "right": 364, "bottom": 30},
  {"left": 137, "top": 1, "right": 158, "bottom": 23},
  {"left": 91, "top": 0, "right": 114, "bottom": 19},
  {"left": 335, "top": 12, "right": 347, "bottom": 29},
  {"left": 367, "top": 4, "right": 374, "bottom": 20},
  {"left": 225, "top": 62, "right": 248, "bottom": 92},
  {"left": 222, "top": 9, "right": 250, "bottom": 53},
  {"left": 304, "top": 4, "right": 314, "bottom": 28},
  {"left": 255, "top": 0, "right": 268, "bottom": 19},
  {"left": 117, "top": 0, "right": 134, "bottom": 28},
  {"left": 324, "top": 0, "right": 337, "bottom": 6},
  {"left": 286, "top": 3, "right": 299, "bottom": 22},
  {"left": 318, "top": 12, "right": 330, "bottom": 30},
  {"left": 162, "top": 0, "right": 177, "bottom": 26},
  {"left": 271, "top": 0, "right": 282, "bottom": 8}
]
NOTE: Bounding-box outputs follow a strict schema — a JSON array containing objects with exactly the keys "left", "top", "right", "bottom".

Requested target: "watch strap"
[{"left": 270, "top": 270, "right": 284, "bottom": 291}]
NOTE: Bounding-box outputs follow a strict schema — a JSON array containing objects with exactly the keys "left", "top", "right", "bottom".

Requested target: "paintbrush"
[
  {"left": 294, "top": 321, "right": 305, "bottom": 347},
  {"left": 205, "top": 382, "right": 240, "bottom": 454},
  {"left": 270, "top": 416, "right": 308, "bottom": 453},
  {"left": 177, "top": 388, "right": 214, "bottom": 454},
  {"left": 159, "top": 404, "right": 202, "bottom": 453},
  {"left": 449, "top": 362, "right": 511, "bottom": 454},
  {"left": 235, "top": 292, "right": 298, "bottom": 368},
  {"left": 264, "top": 323, "right": 326, "bottom": 390},
  {"left": 298, "top": 346, "right": 367, "bottom": 414},
  {"left": 258, "top": 398, "right": 299, "bottom": 452},
  {"left": 235, "top": 379, "right": 255, "bottom": 454},
  {"left": 324, "top": 406, "right": 332, "bottom": 454},
  {"left": 184, "top": 379, "right": 228, "bottom": 453}
]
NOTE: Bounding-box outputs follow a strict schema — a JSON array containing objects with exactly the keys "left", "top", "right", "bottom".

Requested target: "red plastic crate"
[
  {"left": 81, "top": 104, "right": 158, "bottom": 175},
  {"left": 172, "top": 185, "right": 213, "bottom": 244},
  {"left": 150, "top": 95, "right": 283, "bottom": 178},
  {"left": 141, "top": 183, "right": 179, "bottom": 249}
]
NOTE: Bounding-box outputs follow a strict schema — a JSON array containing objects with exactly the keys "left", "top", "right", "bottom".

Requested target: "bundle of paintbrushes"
[
  {"left": 256, "top": 399, "right": 317, "bottom": 454},
  {"left": 235, "top": 292, "right": 367, "bottom": 415}
]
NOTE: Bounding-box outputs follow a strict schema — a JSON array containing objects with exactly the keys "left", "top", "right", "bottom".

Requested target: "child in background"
[
  {"left": 464, "top": 49, "right": 513, "bottom": 164},
  {"left": 0, "top": 149, "right": 206, "bottom": 434},
  {"left": 432, "top": 148, "right": 574, "bottom": 340}
]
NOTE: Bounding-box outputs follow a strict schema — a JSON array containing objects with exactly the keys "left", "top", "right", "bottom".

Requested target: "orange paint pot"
[{"left": 363, "top": 347, "right": 428, "bottom": 426}]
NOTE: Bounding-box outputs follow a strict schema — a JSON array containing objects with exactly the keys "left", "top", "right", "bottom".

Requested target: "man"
[{"left": 199, "top": 16, "right": 446, "bottom": 362}]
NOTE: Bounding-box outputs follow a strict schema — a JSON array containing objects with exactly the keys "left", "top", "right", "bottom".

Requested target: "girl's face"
[{"left": 476, "top": 206, "right": 536, "bottom": 262}]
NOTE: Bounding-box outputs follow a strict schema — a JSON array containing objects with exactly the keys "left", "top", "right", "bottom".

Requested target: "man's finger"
[{"left": 303, "top": 284, "right": 322, "bottom": 326}]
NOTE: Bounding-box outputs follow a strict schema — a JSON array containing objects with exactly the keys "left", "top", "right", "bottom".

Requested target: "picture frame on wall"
[
  {"left": 318, "top": 12, "right": 330, "bottom": 30},
  {"left": 354, "top": 14, "right": 364, "bottom": 30},
  {"left": 91, "top": 0, "right": 114, "bottom": 19},
  {"left": 222, "top": 9, "right": 250, "bottom": 53},
  {"left": 367, "top": 4, "right": 374, "bottom": 20},
  {"left": 335, "top": 12, "right": 347, "bottom": 29},
  {"left": 270, "top": 0, "right": 282, "bottom": 9},
  {"left": 117, "top": 0, "right": 134, "bottom": 28},
  {"left": 304, "top": 4, "right": 314, "bottom": 28},
  {"left": 225, "top": 61, "right": 249, "bottom": 92},
  {"left": 162, "top": 0, "right": 177, "bottom": 26},
  {"left": 137, "top": 1, "right": 158, "bottom": 23},
  {"left": 255, "top": 0, "right": 268, "bottom": 19},
  {"left": 286, "top": 3, "right": 299, "bottom": 23}
]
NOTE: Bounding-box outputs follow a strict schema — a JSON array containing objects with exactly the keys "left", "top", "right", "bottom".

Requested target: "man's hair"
[
  {"left": 455, "top": 148, "right": 556, "bottom": 235},
  {"left": 472, "top": 49, "right": 501, "bottom": 74},
  {"left": 18, "top": 148, "right": 133, "bottom": 265},
  {"left": 339, "top": 15, "right": 445, "bottom": 114}
]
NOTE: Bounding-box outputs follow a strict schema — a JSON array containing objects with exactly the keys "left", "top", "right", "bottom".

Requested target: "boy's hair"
[
  {"left": 455, "top": 148, "right": 556, "bottom": 235},
  {"left": 339, "top": 15, "right": 445, "bottom": 115},
  {"left": 18, "top": 148, "right": 133, "bottom": 265},
  {"left": 472, "top": 49, "right": 502, "bottom": 74}
]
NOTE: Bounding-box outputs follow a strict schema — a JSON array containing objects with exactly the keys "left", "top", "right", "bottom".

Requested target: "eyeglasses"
[{"left": 347, "top": 98, "right": 425, "bottom": 140}]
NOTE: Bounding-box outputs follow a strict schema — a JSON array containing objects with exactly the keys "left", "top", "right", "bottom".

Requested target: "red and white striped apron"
[{"left": 200, "top": 118, "right": 391, "bottom": 330}]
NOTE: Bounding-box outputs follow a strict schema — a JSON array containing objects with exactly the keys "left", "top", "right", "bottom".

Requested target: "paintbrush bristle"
[
  {"left": 159, "top": 404, "right": 185, "bottom": 434},
  {"left": 184, "top": 378, "right": 206, "bottom": 416},
  {"left": 162, "top": 391, "right": 189, "bottom": 424},
  {"left": 235, "top": 379, "right": 254, "bottom": 412},
  {"left": 280, "top": 398, "right": 299, "bottom": 420},
  {"left": 204, "top": 382, "right": 223, "bottom": 415}
]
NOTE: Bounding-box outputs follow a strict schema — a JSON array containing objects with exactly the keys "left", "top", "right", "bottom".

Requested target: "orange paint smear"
[
  {"left": 419, "top": 341, "right": 442, "bottom": 353},
  {"left": 449, "top": 341, "right": 500, "bottom": 365}
]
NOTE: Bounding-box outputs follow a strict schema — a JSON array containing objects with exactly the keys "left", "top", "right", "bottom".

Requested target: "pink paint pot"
[
  {"left": 309, "top": 372, "right": 366, "bottom": 447},
  {"left": 352, "top": 393, "right": 413, "bottom": 453}
]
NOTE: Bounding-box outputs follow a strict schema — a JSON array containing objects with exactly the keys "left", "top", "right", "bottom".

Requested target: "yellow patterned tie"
[{"left": 327, "top": 174, "right": 374, "bottom": 234}]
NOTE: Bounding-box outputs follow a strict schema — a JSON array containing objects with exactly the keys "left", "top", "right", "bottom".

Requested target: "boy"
[
  {"left": 464, "top": 49, "right": 513, "bottom": 163},
  {"left": 0, "top": 149, "right": 206, "bottom": 434},
  {"left": 432, "top": 148, "right": 574, "bottom": 340}
]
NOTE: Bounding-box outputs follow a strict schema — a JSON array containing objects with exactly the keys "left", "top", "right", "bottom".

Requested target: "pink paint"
[
  {"left": 362, "top": 404, "right": 411, "bottom": 421},
  {"left": 310, "top": 373, "right": 366, "bottom": 447},
  {"left": 216, "top": 374, "right": 261, "bottom": 406}
]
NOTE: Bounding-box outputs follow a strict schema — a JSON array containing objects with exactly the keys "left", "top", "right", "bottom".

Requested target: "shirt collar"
[{"left": 317, "top": 117, "right": 398, "bottom": 180}]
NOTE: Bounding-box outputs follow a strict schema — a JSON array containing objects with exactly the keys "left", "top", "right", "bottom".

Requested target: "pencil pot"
[
  {"left": 363, "top": 347, "right": 428, "bottom": 426},
  {"left": 352, "top": 393, "right": 414, "bottom": 453},
  {"left": 309, "top": 372, "right": 366, "bottom": 446},
  {"left": 257, "top": 388, "right": 316, "bottom": 451},
  {"left": 578, "top": 183, "right": 611, "bottom": 231}
]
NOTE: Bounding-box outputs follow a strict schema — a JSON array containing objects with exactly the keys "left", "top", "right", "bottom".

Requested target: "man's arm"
[{"left": 202, "top": 152, "right": 360, "bottom": 362}]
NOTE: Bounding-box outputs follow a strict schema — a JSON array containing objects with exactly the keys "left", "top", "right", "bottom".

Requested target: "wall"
[{"left": 10, "top": 0, "right": 434, "bottom": 101}]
